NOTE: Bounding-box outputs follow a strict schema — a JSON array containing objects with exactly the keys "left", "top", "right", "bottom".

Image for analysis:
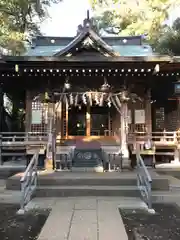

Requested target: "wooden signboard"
[{"left": 135, "top": 109, "right": 145, "bottom": 124}]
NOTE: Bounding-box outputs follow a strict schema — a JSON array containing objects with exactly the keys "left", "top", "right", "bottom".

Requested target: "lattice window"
[
  {"left": 135, "top": 124, "right": 146, "bottom": 132},
  {"left": 31, "top": 101, "right": 48, "bottom": 134},
  {"left": 155, "top": 107, "right": 165, "bottom": 131}
]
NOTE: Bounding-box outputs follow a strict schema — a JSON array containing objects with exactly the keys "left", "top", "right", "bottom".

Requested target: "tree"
[
  {"left": 90, "top": 0, "right": 180, "bottom": 47},
  {"left": 0, "top": 0, "right": 62, "bottom": 54},
  {"left": 156, "top": 18, "right": 180, "bottom": 55}
]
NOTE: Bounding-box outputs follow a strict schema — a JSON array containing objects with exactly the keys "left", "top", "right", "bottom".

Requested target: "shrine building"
[{"left": 1, "top": 14, "right": 180, "bottom": 168}]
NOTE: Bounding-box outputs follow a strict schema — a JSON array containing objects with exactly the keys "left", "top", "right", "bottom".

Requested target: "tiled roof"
[{"left": 24, "top": 44, "right": 153, "bottom": 57}]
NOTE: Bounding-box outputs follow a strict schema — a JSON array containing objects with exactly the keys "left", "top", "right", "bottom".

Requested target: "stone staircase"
[{"left": 6, "top": 171, "right": 169, "bottom": 199}]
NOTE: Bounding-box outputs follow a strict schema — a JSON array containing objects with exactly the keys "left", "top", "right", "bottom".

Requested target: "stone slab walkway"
[{"left": 36, "top": 197, "right": 129, "bottom": 240}]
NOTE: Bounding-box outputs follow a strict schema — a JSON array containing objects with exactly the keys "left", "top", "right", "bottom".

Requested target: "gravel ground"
[
  {"left": 120, "top": 203, "right": 180, "bottom": 240},
  {"left": 0, "top": 203, "right": 50, "bottom": 240}
]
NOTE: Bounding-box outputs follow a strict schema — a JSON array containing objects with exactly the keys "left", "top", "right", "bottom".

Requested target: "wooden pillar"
[
  {"left": 65, "top": 100, "right": 68, "bottom": 138},
  {"left": 55, "top": 101, "right": 62, "bottom": 142},
  {"left": 0, "top": 85, "right": 3, "bottom": 165},
  {"left": 45, "top": 102, "right": 54, "bottom": 170},
  {"left": 25, "top": 91, "right": 32, "bottom": 133},
  {"left": 108, "top": 111, "right": 111, "bottom": 136},
  {"left": 145, "top": 89, "right": 152, "bottom": 137},
  {"left": 120, "top": 102, "right": 129, "bottom": 160},
  {"left": 172, "top": 99, "right": 180, "bottom": 163},
  {"left": 86, "top": 104, "right": 91, "bottom": 136},
  {"left": 177, "top": 99, "right": 180, "bottom": 130}
]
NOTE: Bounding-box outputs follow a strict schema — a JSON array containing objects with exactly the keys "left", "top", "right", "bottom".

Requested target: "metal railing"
[
  {"left": 136, "top": 151, "right": 152, "bottom": 210},
  {"left": 18, "top": 150, "right": 39, "bottom": 214}
]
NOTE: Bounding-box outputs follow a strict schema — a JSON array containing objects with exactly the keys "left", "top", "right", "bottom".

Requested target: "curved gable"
[{"left": 54, "top": 20, "right": 119, "bottom": 58}]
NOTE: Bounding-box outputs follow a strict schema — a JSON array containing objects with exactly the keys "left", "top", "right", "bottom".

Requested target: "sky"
[
  {"left": 40, "top": 0, "right": 179, "bottom": 37},
  {"left": 40, "top": 0, "right": 91, "bottom": 36}
]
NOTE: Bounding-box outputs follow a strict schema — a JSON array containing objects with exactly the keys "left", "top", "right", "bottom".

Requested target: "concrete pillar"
[{"left": 120, "top": 102, "right": 129, "bottom": 161}]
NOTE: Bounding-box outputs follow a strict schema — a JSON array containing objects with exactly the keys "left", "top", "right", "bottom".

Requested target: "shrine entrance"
[
  {"left": 90, "top": 106, "right": 109, "bottom": 136},
  {"left": 68, "top": 105, "right": 86, "bottom": 136},
  {"left": 67, "top": 104, "right": 110, "bottom": 137}
]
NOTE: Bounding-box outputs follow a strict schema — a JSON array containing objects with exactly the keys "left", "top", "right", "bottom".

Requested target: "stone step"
[
  {"left": 0, "top": 166, "right": 26, "bottom": 179},
  {"left": 6, "top": 177, "right": 137, "bottom": 190},
  {"left": 71, "top": 167, "right": 104, "bottom": 172},
  {"left": 72, "top": 160, "right": 100, "bottom": 165},
  {"left": 6, "top": 174, "right": 169, "bottom": 191},
  {"left": 72, "top": 164, "right": 101, "bottom": 168},
  {"left": 33, "top": 185, "right": 140, "bottom": 198}
]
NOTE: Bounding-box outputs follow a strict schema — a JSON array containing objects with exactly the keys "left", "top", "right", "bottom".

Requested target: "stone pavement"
[{"left": 35, "top": 197, "right": 131, "bottom": 240}]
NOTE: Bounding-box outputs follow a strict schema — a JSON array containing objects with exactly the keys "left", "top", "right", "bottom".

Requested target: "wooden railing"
[
  {"left": 1, "top": 131, "right": 180, "bottom": 146},
  {"left": 128, "top": 131, "right": 180, "bottom": 146},
  {"left": 1, "top": 132, "right": 48, "bottom": 143}
]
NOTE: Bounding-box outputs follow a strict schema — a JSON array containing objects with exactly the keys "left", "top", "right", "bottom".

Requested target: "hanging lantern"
[
  {"left": 100, "top": 77, "right": 111, "bottom": 92},
  {"left": 154, "top": 64, "right": 160, "bottom": 73},
  {"left": 64, "top": 77, "right": 71, "bottom": 90},
  {"left": 45, "top": 91, "right": 50, "bottom": 102},
  {"left": 15, "top": 64, "right": 19, "bottom": 73}
]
